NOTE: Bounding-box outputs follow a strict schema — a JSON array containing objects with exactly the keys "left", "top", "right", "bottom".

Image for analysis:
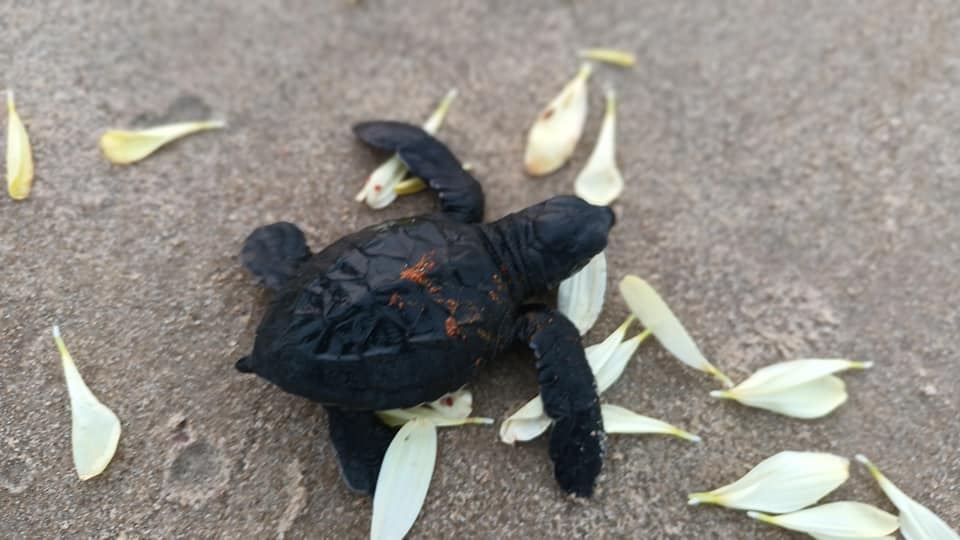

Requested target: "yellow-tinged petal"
[
  {"left": 393, "top": 177, "right": 428, "bottom": 195},
  {"left": 370, "top": 418, "right": 437, "bottom": 540},
  {"left": 619, "top": 276, "right": 732, "bottom": 387},
  {"left": 687, "top": 451, "right": 849, "bottom": 513},
  {"left": 53, "top": 326, "right": 121, "bottom": 480},
  {"left": 710, "top": 359, "right": 870, "bottom": 418},
  {"left": 99, "top": 121, "right": 224, "bottom": 165},
  {"left": 357, "top": 89, "right": 457, "bottom": 207},
  {"left": 393, "top": 163, "right": 472, "bottom": 196},
  {"left": 524, "top": 64, "right": 591, "bottom": 176},
  {"left": 712, "top": 375, "right": 848, "bottom": 419},
  {"left": 6, "top": 90, "right": 34, "bottom": 200},
  {"left": 585, "top": 314, "right": 635, "bottom": 374},
  {"left": 601, "top": 404, "right": 700, "bottom": 441},
  {"left": 579, "top": 48, "right": 636, "bottom": 67},
  {"left": 748, "top": 502, "right": 899, "bottom": 538},
  {"left": 723, "top": 359, "right": 871, "bottom": 395},
  {"left": 574, "top": 88, "right": 624, "bottom": 205},
  {"left": 558, "top": 251, "right": 607, "bottom": 335},
  {"left": 856, "top": 455, "right": 960, "bottom": 540}
]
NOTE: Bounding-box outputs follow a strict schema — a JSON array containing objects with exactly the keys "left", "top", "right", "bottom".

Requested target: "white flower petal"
[
  {"left": 426, "top": 389, "right": 473, "bottom": 418},
  {"left": 748, "top": 502, "right": 899, "bottom": 538},
  {"left": 498, "top": 396, "right": 551, "bottom": 444},
  {"left": 711, "top": 375, "right": 849, "bottom": 419},
  {"left": 6, "top": 90, "right": 34, "bottom": 200},
  {"left": 585, "top": 314, "right": 635, "bottom": 374},
  {"left": 99, "top": 120, "right": 224, "bottom": 165},
  {"left": 574, "top": 88, "right": 624, "bottom": 206},
  {"left": 688, "top": 451, "right": 849, "bottom": 513},
  {"left": 595, "top": 330, "right": 649, "bottom": 393},
  {"left": 810, "top": 534, "right": 896, "bottom": 540},
  {"left": 619, "top": 276, "right": 732, "bottom": 387},
  {"left": 376, "top": 407, "right": 492, "bottom": 428},
  {"left": 726, "top": 359, "right": 871, "bottom": 395},
  {"left": 558, "top": 251, "right": 607, "bottom": 335},
  {"left": 524, "top": 64, "right": 591, "bottom": 176},
  {"left": 356, "top": 89, "right": 457, "bottom": 207},
  {"left": 856, "top": 455, "right": 960, "bottom": 540},
  {"left": 53, "top": 326, "right": 121, "bottom": 480},
  {"left": 601, "top": 404, "right": 700, "bottom": 441},
  {"left": 378, "top": 390, "right": 491, "bottom": 427},
  {"left": 370, "top": 418, "right": 437, "bottom": 540}
]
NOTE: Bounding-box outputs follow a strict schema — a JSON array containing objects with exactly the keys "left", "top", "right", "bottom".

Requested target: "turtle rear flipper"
[
  {"left": 325, "top": 406, "right": 396, "bottom": 495},
  {"left": 516, "top": 306, "right": 604, "bottom": 497},
  {"left": 240, "top": 221, "right": 312, "bottom": 290},
  {"left": 353, "top": 121, "right": 484, "bottom": 223}
]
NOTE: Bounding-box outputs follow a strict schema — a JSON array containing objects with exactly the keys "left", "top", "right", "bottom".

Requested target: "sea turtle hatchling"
[{"left": 235, "top": 121, "right": 615, "bottom": 497}]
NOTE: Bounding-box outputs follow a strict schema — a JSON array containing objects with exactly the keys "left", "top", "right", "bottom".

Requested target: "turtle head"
[
  {"left": 511, "top": 195, "right": 615, "bottom": 293},
  {"left": 532, "top": 195, "right": 614, "bottom": 261}
]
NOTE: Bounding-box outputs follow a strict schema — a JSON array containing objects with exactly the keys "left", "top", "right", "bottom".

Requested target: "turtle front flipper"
[
  {"left": 516, "top": 306, "right": 604, "bottom": 497},
  {"left": 353, "top": 121, "right": 484, "bottom": 223},
  {"left": 240, "top": 221, "right": 311, "bottom": 290},
  {"left": 324, "top": 406, "right": 397, "bottom": 496}
]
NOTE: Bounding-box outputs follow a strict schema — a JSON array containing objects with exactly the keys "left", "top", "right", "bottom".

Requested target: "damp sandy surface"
[{"left": 2, "top": 1, "right": 959, "bottom": 538}]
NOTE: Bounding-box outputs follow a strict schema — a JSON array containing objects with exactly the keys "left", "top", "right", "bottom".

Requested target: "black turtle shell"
[{"left": 248, "top": 215, "right": 518, "bottom": 410}]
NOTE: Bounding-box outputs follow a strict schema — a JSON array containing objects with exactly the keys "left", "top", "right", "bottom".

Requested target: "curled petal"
[
  {"left": 99, "top": 120, "right": 224, "bottom": 165},
  {"left": 357, "top": 89, "right": 457, "bottom": 207},
  {"left": 579, "top": 48, "right": 636, "bottom": 67},
  {"left": 688, "top": 451, "right": 849, "bottom": 513},
  {"left": 498, "top": 396, "right": 551, "bottom": 444},
  {"left": 6, "top": 90, "right": 34, "bottom": 200},
  {"left": 601, "top": 404, "right": 700, "bottom": 441},
  {"left": 524, "top": 64, "right": 591, "bottom": 176},
  {"left": 558, "top": 251, "right": 607, "bottom": 335},
  {"left": 619, "top": 276, "right": 732, "bottom": 387},
  {"left": 370, "top": 419, "right": 437, "bottom": 540},
  {"left": 426, "top": 389, "right": 473, "bottom": 418},
  {"left": 53, "top": 326, "right": 121, "bottom": 480},
  {"left": 748, "top": 502, "right": 899, "bottom": 538},
  {"left": 574, "top": 89, "right": 624, "bottom": 206},
  {"left": 857, "top": 455, "right": 960, "bottom": 540}
]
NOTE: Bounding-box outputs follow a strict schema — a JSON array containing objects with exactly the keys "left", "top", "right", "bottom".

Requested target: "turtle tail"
[{"left": 235, "top": 355, "right": 255, "bottom": 373}]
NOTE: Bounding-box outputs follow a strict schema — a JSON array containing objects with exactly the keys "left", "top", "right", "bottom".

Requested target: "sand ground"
[{"left": 1, "top": 1, "right": 958, "bottom": 538}]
